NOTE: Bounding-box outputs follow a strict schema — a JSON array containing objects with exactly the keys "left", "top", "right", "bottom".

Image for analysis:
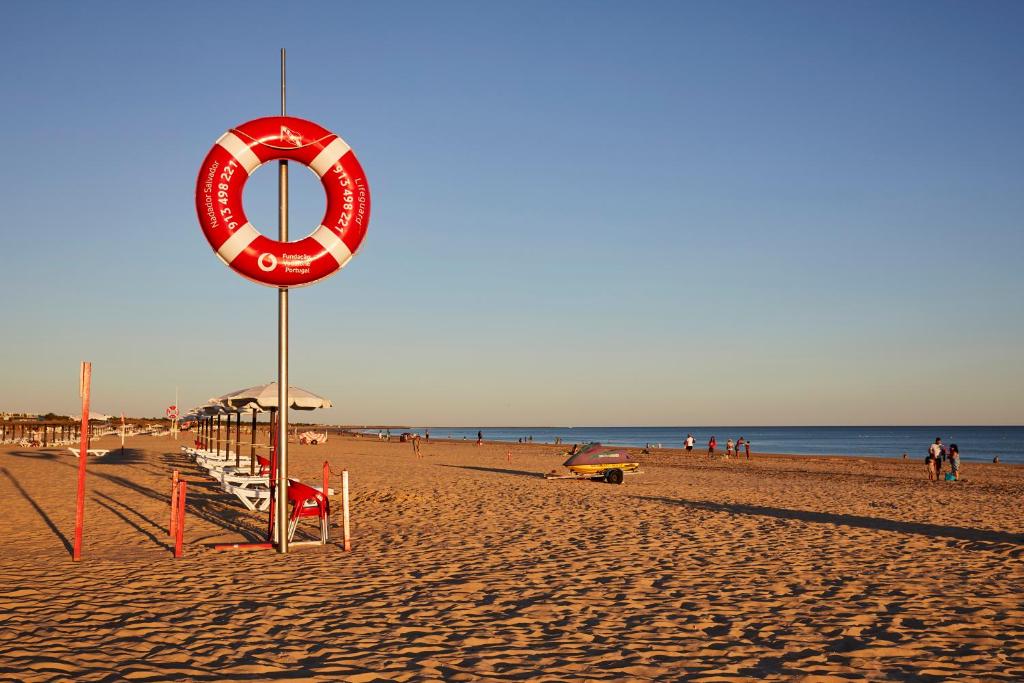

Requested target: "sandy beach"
[{"left": 1, "top": 434, "right": 1022, "bottom": 681}]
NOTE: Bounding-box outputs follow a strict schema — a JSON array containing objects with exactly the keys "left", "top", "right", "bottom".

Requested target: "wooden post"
[
  {"left": 169, "top": 470, "right": 179, "bottom": 536},
  {"left": 73, "top": 362, "right": 91, "bottom": 561},
  {"left": 235, "top": 411, "right": 241, "bottom": 468},
  {"left": 174, "top": 481, "right": 187, "bottom": 558},
  {"left": 250, "top": 410, "right": 257, "bottom": 475},
  {"left": 342, "top": 469, "right": 351, "bottom": 552}
]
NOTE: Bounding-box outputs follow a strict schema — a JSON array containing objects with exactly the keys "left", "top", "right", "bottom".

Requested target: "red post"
[
  {"left": 73, "top": 361, "right": 91, "bottom": 561},
  {"left": 174, "top": 481, "right": 187, "bottom": 558},
  {"left": 342, "top": 469, "right": 351, "bottom": 552},
  {"left": 169, "top": 470, "right": 179, "bottom": 536},
  {"left": 323, "top": 461, "right": 331, "bottom": 541},
  {"left": 507, "top": 450, "right": 511, "bottom": 464}
]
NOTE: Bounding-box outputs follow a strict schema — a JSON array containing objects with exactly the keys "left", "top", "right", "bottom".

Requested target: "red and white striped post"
[
  {"left": 174, "top": 481, "right": 187, "bottom": 558},
  {"left": 72, "top": 361, "right": 91, "bottom": 561},
  {"left": 341, "top": 469, "right": 351, "bottom": 552},
  {"left": 169, "top": 470, "right": 179, "bottom": 537}
]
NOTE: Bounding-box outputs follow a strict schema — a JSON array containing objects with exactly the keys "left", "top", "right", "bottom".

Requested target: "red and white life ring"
[{"left": 195, "top": 116, "right": 370, "bottom": 287}]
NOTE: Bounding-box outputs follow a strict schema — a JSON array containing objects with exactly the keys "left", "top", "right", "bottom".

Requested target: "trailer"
[{"left": 544, "top": 466, "right": 642, "bottom": 485}]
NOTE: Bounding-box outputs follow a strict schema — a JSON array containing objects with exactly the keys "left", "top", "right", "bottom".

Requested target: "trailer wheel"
[
  {"left": 311, "top": 439, "right": 318, "bottom": 445},
  {"left": 605, "top": 468, "right": 624, "bottom": 485}
]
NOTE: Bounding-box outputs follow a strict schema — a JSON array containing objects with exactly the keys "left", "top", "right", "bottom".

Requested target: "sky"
[{"left": 1, "top": 1, "right": 1022, "bottom": 426}]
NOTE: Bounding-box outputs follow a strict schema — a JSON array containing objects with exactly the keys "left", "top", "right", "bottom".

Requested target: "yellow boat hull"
[{"left": 567, "top": 462, "right": 640, "bottom": 476}]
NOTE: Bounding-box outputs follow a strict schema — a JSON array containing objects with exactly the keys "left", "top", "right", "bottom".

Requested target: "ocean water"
[{"left": 407, "top": 426, "right": 1023, "bottom": 464}]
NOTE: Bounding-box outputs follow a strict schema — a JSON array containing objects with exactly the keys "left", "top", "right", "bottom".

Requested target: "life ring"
[{"left": 195, "top": 116, "right": 370, "bottom": 287}]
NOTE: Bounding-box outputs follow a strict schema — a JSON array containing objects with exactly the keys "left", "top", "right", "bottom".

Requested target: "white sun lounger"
[
  {"left": 221, "top": 481, "right": 272, "bottom": 511},
  {"left": 220, "top": 478, "right": 334, "bottom": 512},
  {"left": 67, "top": 447, "right": 111, "bottom": 458}
]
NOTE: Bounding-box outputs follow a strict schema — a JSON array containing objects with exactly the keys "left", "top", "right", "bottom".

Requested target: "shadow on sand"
[
  {"left": 437, "top": 464, "right": 545, "bottom": 479},
  {"left": 635, "top": 495, "right": 1024, "bottom": 548},
  {"left": 1, "top": 466, "right": 74, "bottom": 556}
]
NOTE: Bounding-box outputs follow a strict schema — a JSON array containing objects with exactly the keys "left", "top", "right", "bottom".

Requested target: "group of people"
[
  {"left": 925, "top": 437, "right": 960, "bottom": 481},
  {"left": 683, "top": 433, "right": 751, "bottom": 459}
]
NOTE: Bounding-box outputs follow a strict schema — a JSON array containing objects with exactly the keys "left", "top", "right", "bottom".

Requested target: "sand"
[{"left": 1, "top": 434, "right": 1022, "bottom": 681}]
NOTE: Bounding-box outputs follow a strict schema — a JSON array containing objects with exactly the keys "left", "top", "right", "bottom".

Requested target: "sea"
[{"left": 397, "top": 426, "right": 1022, "bottom": 464}]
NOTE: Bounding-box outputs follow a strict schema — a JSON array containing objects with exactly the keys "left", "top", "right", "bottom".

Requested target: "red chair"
[
  {"left": 286, "top": 480, "right": 330, "bottom": 544},
  {"left": 255, "top": 455, "right": 272, "bottom": 476}
]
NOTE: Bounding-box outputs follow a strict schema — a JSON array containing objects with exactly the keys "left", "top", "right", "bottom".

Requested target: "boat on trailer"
[{"left": 545, "top": 442, "right": 641, "bottom": 484}]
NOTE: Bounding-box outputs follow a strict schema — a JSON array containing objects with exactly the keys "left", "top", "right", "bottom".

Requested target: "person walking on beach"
[
  {"left": 684, "top": 434, "right": 695, "bottom": 453},
  {"left": 477, "top": 430, "right": 483, "bottom": 446},
  {"left": 726, "top": 439, "right": 734, "bottom": 458},
  {"left": 411, "top": 433, "right": 422, "bottom": 459},
  {"left": 948, "top": 444, "right": 960, "bottom": 481},
  {"left": 736, "top": 437, "right": 745, "bottom": 457},
  {"left": 708, "top": 436, "right": 717, "bottom": 458},
  {"left": 424, "top": 429, "right": 430, "bottom": 442},
  {"left": 927, "top": 437, "right": 942, "bottom": 481},
  {"left": 744, "top": 440, "right": 751, "bottom": 459}
]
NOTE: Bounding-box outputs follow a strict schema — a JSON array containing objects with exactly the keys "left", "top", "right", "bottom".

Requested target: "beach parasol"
[
  {"left": 216, "top": 382, "right": 332, "bottom": 542},
  {"left": 70, "top": 411, "right": 114, "bottom": 422},
  {"left": 220, "top": 382, "right": 332, "bottom": 411}
]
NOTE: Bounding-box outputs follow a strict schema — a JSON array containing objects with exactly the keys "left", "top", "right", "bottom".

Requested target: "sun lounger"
[
  {"left": 67, "top": 447, "right": 111, "bottom": 458},
  {"left": 221, "top": 481, "right": 273, "bottom": 511},
  {"left": 194, "top": 451, "right": 240, "bottom": 470},
  {"left": 220, "top": 476, "right": 334, "bottom": 512}
]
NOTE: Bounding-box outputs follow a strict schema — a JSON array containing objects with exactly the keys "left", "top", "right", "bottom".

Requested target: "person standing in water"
[
  {"left": 477, "top": 430, "right": 483, "bottom": 446},
  {"left": 726, "top": 438, "right": 734, "bottom": 458}
]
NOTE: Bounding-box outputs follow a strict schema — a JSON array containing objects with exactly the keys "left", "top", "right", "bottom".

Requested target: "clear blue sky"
[{"left": 1, "top": 1, "right": 1021, "bottom": 425}]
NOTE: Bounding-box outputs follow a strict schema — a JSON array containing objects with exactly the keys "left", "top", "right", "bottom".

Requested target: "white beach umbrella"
[
  {"left": 71, "top": 411, "right": 114, "bottom": 422},
  {"left": 198, "top": 403, "right": 232, "bottom": 415},
  {"left": 220, "top": 382, "right": 332, "bottom": 411}
]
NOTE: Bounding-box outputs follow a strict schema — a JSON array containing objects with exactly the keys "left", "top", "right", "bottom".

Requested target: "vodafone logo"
[{"left": 258, "top": 253, "right": 278, "bottom": 272}]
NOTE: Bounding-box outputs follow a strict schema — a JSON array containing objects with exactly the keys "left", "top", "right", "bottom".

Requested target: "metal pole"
[{"left": 276, "top": 47, "right": 290, "bottom": 553}]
